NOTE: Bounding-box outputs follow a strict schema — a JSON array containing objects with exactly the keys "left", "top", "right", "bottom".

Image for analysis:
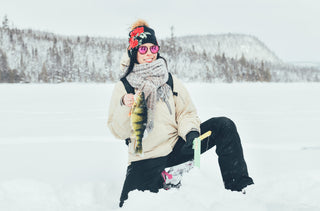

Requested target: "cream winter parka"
[{"left": 107, "top": 73, "right": 200, "bottom": 165}]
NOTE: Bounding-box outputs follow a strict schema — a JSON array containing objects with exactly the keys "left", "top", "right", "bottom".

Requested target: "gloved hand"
[{"left": 180, "top": 131, "right": 200, "bottom": 155}]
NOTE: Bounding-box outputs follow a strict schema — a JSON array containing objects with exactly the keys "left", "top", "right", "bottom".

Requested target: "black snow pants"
[{"left": 119, "top": 117, "right": 254, "bottom": 207}]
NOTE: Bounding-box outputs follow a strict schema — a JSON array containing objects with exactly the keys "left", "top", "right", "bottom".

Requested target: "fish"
[{"left": 130, "top": 91, "right": 148, "bottom": 154}]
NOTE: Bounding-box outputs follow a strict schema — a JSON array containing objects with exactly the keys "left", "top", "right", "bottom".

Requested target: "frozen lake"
[{"left": 0, "top": 83, "right": 319, "bottom": 211}]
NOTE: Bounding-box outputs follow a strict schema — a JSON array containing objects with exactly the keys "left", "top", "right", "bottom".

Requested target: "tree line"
[{"left": 1, "top": 16, "right": 319, "bottom": 83}]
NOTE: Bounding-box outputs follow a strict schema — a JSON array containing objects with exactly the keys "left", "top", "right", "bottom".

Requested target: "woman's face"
[{"left": 137, "top": 43, "right": 158, "bottom": 64}]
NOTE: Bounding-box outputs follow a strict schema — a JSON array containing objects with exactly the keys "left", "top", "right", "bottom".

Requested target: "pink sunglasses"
[{"left": 138, "top": 45, "right": 160, "bottom": 54}]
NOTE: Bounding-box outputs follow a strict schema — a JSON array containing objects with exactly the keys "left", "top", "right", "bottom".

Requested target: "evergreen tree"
[
  {"left": 167, "top": 26, "right": 177, "bottom": 74},
  {"left": 221, "top": 53, "right": 226, "bottom": 63},
  {"left": 19, "top": 70, "right": 26, "bottom": 83},
  {"left": 239, "top": 53, "right": 247, "bottom": 67},
  {"left": 8, "top": 69, "right": 20, "bottom": 83},
  {"left": 0, "top": 49, "right": 10, "bottom": 82},
  {"left": 2, "top": 15, "right": 9, "bottom": 30},
  {"left": 106, "top": 43, "right": 112, "bottom": 68},
  {"left": 216, "top": 41, "right": 221, "bottom": 56},
  {"left": 169, "top": 26, "right": 176, "bottom": 57},
  {"left": 39, "top": 62, "right": 48, "bottom": 82}
]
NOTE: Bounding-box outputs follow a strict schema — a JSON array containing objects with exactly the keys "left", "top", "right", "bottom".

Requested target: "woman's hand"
[
  {"left": 122, "top": 94, "right": 135, "bottom": 107},
  {"left": 181, "top": 131, "right": 200, "bottom": 155}
]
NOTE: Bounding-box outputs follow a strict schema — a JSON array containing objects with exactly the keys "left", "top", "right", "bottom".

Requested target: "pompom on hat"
[{"left": 127, "top": 19, "right": 159, "bottom": 58}]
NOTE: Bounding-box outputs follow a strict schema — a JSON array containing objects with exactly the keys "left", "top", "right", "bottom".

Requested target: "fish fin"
[
  {"left": 143, "top": 129, "right": 149, "bottom": 139},
  {"left": 134, "top": 147, "right": 144, "bottom": 157},
  {"left": 133, "top": 138, "right": 136, "bottom": 150},
  {"left": 134, "top": 145, "right": 144, "bottom": 156}
]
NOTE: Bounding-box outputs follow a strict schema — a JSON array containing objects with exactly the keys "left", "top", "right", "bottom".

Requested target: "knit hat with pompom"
[{"left": 127, "top": 20, "right": 158, "bottom": 58}]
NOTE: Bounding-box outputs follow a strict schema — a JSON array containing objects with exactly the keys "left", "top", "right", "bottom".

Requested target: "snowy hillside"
[
  {"left": 289, "top": 61, "right": 320, "bottom": 68},
  {"left": 0, "top": 27, "right": 126, "bottom": 82},
  {"left": 1, "top": 83, "right": 320, "bottom": 211},
  {"left": 1, "top": 26, "right": 319, "bottom": 83},
  {"left": 178, "top": 34, "right": 282, "bottom": 64}
]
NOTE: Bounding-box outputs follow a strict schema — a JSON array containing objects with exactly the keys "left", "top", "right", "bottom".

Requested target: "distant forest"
[{"left": 1, "top": 16, "right": 319, "bottom": 83}]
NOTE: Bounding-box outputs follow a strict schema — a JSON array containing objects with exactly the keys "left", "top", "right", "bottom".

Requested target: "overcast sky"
[{"left": 1, "top": 0, "right": 319, "bottom": 62}]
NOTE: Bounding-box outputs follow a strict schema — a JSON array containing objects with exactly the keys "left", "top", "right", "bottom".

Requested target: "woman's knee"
[
  {"left": 218, "top": 117, "right": 236, "bottom": 129},
  {"left": 201, "top": 117, "right": 236, "bottom": 135}
]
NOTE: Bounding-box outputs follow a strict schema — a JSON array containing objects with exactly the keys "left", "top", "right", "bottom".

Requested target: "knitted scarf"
[{"left": 126, "top": 58, "right": 172, "bottom": 132}]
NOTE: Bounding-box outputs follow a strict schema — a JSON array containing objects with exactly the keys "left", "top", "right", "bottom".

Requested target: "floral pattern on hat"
[{"left": 128, "top": 27, "right": 151, "bottom": 50}]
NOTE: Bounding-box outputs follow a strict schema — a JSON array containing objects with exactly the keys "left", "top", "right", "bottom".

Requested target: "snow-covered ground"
[{"left": 0, "top": 82, "right": 319, "bottom": 211}]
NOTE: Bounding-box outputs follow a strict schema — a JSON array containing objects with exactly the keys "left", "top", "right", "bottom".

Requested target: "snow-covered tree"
[{"left": 2, "top": 15, "right": 9, "bottom": 30}]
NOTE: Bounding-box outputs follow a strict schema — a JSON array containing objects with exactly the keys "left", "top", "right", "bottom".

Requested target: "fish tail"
[{"left": 135, "top": 140, "right": 143, "bottom": 154}]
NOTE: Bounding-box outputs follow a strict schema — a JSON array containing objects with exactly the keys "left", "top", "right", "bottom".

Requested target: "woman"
[{"left": 107, "top": 20, "right": 253, "bottom": 207}]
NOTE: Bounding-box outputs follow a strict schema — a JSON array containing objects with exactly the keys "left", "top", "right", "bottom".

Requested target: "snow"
[
  {"left": 0, "top": 82, "right": 320, "bottom": 211},
  {"left": 180, "top": 34, "right": 282, "bottom": 63},
  {"left": 289, "top": 61, "right": 320, "bottom": 68}
]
